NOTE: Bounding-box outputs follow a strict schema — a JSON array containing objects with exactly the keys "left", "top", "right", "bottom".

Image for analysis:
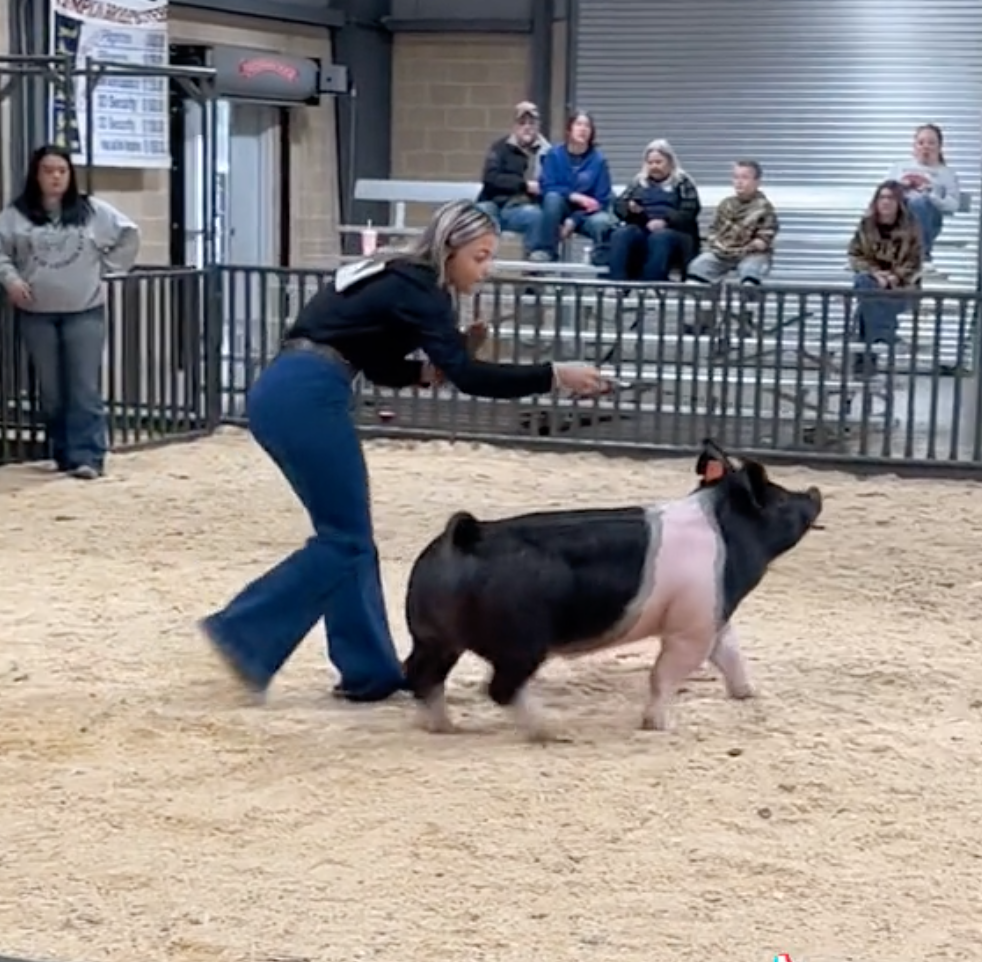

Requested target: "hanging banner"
[{"left": 49, "top": 0, "right": 171, "bottom": 169}]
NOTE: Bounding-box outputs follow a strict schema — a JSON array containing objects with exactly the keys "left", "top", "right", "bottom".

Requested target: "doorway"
[
  {"left": 226, "top": 102, "right": 281, "bottom": 266},
  {"left": 177, "top": 97, "right": 286, "bottom": 411},
  {"left": 222, "top": 102, "right": 283, "bottom": 413},
  {"left": 179, "top": 99, "right": 282, "bottom": 268}
]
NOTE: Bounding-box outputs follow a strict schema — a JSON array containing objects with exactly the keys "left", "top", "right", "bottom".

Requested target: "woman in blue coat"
[{"left": 532, "top": 111, "right": 616, "bottom": 266}]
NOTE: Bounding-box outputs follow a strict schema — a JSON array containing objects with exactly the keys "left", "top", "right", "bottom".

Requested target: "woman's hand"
[
  {"left": 553, "top": 362, "right": 612, "bottom": 397},
  {"left": 4, "top": 279, "right": 32, "bottom": 309},
  {"left": 419, "top": 361, "right": 444, "bottom": 387},
  {"left": 464, "top": 319, "right": 488, "bottom": 357}
]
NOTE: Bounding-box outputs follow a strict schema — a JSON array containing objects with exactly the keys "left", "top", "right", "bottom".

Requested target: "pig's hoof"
[
  {"left": 414, "top": 704, "right": 458, "bottom": 734},
  {"left": 424, "top": 714, "right": 459, "bottom": 734},
  {"left": 422, "top": 718, "right": 459, "bottom": 735},
  {"left": 640, "top": 711, "right": 671, "bottom": 732},
  {"left": 728, "top": 684, "right": 756, "bottom": 701}
]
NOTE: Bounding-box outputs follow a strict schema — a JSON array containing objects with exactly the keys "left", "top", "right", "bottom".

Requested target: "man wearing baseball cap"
[{"left": 476, "top": 101, "right": 551, "bottom": 258}]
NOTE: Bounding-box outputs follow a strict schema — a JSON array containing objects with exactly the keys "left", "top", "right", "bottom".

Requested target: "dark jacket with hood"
[{"left": 477, "top": 134, "right": 550, "bottom": 208}]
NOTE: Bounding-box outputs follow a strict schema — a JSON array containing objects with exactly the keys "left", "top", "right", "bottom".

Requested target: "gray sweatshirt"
[
  {"left": 884, "top": 159, "right": 961, "bottom": 215},
  {"left": 0, "top": 196, "right": 141, "bottom": 314}
]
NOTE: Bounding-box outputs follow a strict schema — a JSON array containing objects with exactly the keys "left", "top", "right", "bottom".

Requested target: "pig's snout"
[{"left": 806, "top": 486, "right": 824, "bottom": 529}]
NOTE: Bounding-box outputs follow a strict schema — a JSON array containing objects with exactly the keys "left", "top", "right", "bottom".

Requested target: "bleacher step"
[{"left": 491, "top": 322, "right": 967, "bottom": 372}]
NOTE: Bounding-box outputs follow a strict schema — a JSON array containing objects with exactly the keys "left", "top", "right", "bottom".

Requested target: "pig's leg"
[
  {"left": 642, "top": 630, "right": 716, "bottom": 732},
  {"left": 486, "top": 649, "right": 555, "bottom": 743},
  {"left": 708, "top": 623, "right": 755, "bottom": 700},
  {"left": 403, "top": 636, "right": 463, "bottom": 734}
]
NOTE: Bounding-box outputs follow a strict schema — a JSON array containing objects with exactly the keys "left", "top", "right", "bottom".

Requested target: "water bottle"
[{"left": 360, "top": 219, "right": 378, "bottom": 256}]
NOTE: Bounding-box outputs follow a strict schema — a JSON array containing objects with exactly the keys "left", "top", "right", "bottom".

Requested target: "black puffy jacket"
[{"left": 477, "top": 135, "right": 549, "bottom": 207}]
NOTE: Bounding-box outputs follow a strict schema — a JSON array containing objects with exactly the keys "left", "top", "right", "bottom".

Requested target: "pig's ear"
[
  {"left": 696, "top": 437, "right": 733, "bottom": 481},
  {"left": 735, "top": 459, "right": 770, "bottom": 511},
  {"left": 698, "top": 456, "right": 727, "bottom": 482}
]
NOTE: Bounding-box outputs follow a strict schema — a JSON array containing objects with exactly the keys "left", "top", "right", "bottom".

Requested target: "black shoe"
[
  {"left": 734, "top": 308, "right": 756, "bottom": 336},
  {"left": 331, "top": 679, "right": 407, "bottom": 703},
  {"left": 684, "top": 306, "right": 718, "bottom": 336},
  {"left": 851, "top": 352, "right": 879, "bottom": 379}
]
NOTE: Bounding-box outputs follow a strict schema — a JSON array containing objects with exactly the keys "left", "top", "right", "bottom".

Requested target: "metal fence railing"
[
  {"left": 1, "top": 268, "right": 218, "bottom": 466},
  {"left": 3, "top": 266, "right": 982, "bottom": 477}
]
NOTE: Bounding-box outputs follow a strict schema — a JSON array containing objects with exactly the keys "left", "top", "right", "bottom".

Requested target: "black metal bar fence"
[
  {"left": 3, "top": 267, "right": 982, "bottom": 477},
  {"left": 1, "top": 269, "right": 217, "bottom": 465},
  {"left": 213, "top": 266, "right": 982, "bottom": 476}
]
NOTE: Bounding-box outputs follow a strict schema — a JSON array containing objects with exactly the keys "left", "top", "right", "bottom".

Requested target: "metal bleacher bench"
[
  {"left": 345, "top": 178, "right": 973, "bottom": 275},
  {"left": 346, "top": 178, "right": 972, "bottom": 233}
]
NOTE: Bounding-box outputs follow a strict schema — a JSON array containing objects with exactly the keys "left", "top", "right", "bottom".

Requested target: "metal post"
[
  {"left": 963, "top": 301, "right": 982, "bottom": 460},
  {"left": 0, "top": 56, "right": 74, "bottom": 197},
  {"left": 563, "top": 0, "right": 579, "bottom": 115},
  {"left": 529, "top": 0, "right": 555, "bottom": 137}
]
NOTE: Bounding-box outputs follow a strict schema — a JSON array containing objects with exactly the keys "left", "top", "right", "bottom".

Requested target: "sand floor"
[{"left": 1, "top": 428, "right": 981, "bottom": 962}]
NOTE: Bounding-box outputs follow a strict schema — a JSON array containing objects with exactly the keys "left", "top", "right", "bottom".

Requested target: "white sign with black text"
[{"left": 49, "top": 0, "right": 170, "bottom": 169}]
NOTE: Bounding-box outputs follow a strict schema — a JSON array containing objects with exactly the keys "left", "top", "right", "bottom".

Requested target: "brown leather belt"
[{"left": 279, "top": 337, "right": 354, "bottom": 378}]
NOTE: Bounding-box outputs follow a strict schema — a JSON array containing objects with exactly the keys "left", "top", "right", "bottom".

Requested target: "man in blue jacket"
[{"left": 476, "top": 102, "right": 550, "bottom": 258}]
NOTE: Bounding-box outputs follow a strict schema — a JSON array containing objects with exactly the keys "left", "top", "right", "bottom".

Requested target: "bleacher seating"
[{"left": 348, "top": 177, "right": 976, "bottom": 370}]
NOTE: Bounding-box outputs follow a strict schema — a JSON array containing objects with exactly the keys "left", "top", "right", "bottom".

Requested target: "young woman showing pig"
[{"left": 198, "top": 200, "right": 611, "bottom": 705}]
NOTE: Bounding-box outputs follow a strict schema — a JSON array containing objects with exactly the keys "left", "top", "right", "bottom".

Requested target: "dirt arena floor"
[{"left": 1, "top": 428, "right": 981, "bottom": 962}]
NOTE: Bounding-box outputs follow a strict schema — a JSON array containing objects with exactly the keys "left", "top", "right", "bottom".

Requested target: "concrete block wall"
[
  {"left": 90, "top": 8, "right": 340, "bottom": 267},
  {"left": 391, "top": 33, "right": 531, "bottom": 247}
]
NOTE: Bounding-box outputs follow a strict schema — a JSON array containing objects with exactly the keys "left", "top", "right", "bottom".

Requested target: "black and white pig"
[{"left": 402, "top": 439, "right": 823, "bottom": 742}]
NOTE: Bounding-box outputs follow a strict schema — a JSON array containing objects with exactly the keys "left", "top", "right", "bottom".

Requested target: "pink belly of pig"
[
  {"left": 556, "top": 499, "right": 720, "bottom": 657},
  {"left": 621, "top": 501, "right": 720, "bottom": 644}
]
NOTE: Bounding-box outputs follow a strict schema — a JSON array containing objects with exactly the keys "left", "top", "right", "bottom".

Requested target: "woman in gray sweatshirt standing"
[
  {"left": 0, "top": 145, "right": 141, "bottom": 479},
  {"left": 884, "top": 124, "right": 961, "bottom": 266}
]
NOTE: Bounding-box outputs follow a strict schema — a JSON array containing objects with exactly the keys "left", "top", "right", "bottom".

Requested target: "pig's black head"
[{"left": 694, "top": 438, "right": 823, "bottom": 620}]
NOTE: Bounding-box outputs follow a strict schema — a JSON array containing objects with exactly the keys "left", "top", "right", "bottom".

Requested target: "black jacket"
[
  {"left": 614, "top": 174, "right": 703, "bottom": 255},
  {"left": 477, "top": 135, "right": 548, "bottom": 207},
  {"left": 286, "top": 259, "right": 554, "bottom": 398}
]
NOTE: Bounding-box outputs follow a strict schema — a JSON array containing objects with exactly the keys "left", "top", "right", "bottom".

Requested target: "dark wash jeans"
[
  {"left": 17, "top": 306, "right": 107, "bottom": 472},
  {"left": 201, "top": 348, "right": 405, "bottom": 698}
]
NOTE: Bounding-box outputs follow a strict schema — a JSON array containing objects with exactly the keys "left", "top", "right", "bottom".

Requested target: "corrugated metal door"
[{"left": 573, "top": 0, "right": 982, "bottom": 359}]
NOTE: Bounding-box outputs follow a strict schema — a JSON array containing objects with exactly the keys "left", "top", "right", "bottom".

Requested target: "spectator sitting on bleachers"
[
  {"left": 533, "top": 110, "right": 615, "bottom": 266},
  {"left": 686, "top": 159, "right": 779, "bottom": 287},
  {"left": 884, "top": 124, "right": 960, "bottom": 266},
  {"left": 607, "top": 139, "right": 701, "bottom": 283},
  {"left": 475, "top": 101, "right": 550, "bottom": 259},
  {"left": 847, "top": 180, "right": 923, "bottom": 378}
]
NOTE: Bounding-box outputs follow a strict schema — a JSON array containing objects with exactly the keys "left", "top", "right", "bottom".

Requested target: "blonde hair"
[
  {"left": 636, "top": 138, "right": 689, "bottom": 186},
  {"left": 372, "top": 199, "right": 499, "bottom": 287}
]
